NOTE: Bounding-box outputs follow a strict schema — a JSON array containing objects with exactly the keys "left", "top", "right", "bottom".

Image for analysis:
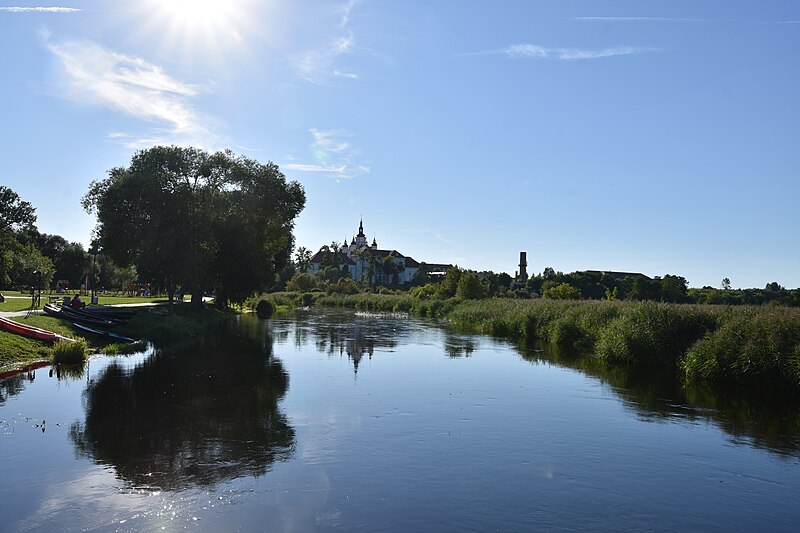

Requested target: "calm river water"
[{"left": 2, "top": 310, "right": 800, "bottom": 531}]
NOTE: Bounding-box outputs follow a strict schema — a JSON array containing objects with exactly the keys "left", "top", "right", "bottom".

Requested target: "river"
[{"left": 1, "top": 310, "right": 799, "bottom": 531}]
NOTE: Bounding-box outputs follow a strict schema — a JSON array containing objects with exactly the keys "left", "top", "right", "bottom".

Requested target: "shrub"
[
  {"left": 682, "top": 307, "right": 800, "bottom": 389},
  {"left": 326, "top": 278, "right": 360, "bottom": 295},
  {"left": 52, "top": 338, "right": 88, "bottom": 364},
  {"left": 255, "top": 299, "right": 275, "bottom": 318},
  {"left": 456, "top": 271, "right": 487, "bottom": 300},
  {"left": 542, "top": 283, "right": 582, "bottom": 300},
  {"left": 596, "top": 302, "right": 715, "bottom": 367},
  {"left": 285, "top": 273, "right": 317, "bottom": 292}
]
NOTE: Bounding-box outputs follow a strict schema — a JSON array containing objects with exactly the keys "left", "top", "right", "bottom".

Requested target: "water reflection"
[
  {"left": 519, "top": 343, "right": 800, "bottom": 456},
  {"left": 269, "top": 312, "right": 412, "bottom": 374},
  {"left": 0, "top": 374, "right": 27, "bottom": 407},
  {"left": 69, "top": 325, "right": 295, "bottom": 491},
  {"left": 269, "top": 311, "right": 800, "bottom": 456},
  {"left": 443, "top": 331, "right": 477, "bottom": 358}
]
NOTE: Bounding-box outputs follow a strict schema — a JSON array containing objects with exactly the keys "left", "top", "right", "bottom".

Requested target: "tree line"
[
  {"left": 280, "top": 254, "right": 800, "bottom": 307},
  {"left": 1, "top": 146, "right": 306, "bottom": 311}
]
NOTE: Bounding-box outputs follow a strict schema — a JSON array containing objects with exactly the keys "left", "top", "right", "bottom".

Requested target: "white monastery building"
[{"left": 307, "top": 220, "right": 451, "bottom": 285}]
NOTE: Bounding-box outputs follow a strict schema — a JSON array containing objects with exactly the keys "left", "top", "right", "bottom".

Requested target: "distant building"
[
  {"left": 585, "top": 270, "right": 649, "bottom": 280},
  {"left": 307, "top": 219, "right": 452, "bottom": 285},
  {"left": 516, "top": 252, "right": 528, "bottom": 284}
]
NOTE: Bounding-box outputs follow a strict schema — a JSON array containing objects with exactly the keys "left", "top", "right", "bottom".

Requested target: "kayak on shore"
[
  {"left": 72, "top": 322, "right": 135, "bottom": 342},
  {"left": 0, "top": 316, "right": 74, "bottom": 343}
]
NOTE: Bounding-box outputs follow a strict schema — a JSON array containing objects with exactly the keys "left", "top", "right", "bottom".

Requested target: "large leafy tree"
[
  {"left": 0, "top": 186, "right": 36, "bottom": 234},
  {"left": 83, "top": 146, "right": 305, "bottom": 309},
  {"left": 0, "top": 186, "right": 39, "bottom": 288}
]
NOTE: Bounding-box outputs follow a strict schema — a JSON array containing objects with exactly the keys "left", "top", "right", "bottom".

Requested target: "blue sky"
[{"left": 1, "top": 1, "right": 799, "bottom": 289}]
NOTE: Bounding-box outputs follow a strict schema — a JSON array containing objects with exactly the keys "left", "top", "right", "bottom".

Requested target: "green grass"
[
  {"left": 682, "top": 306, "right": 800, "bottom": 387},
  {"left": 93, "top": 295, "right": 171, "bottom": 305},
  {"left": 0, "top": 294, "right": 170, "bottom": 313},
  {"left": 0, "top": 298, "right": 40, "bottom": 312}
]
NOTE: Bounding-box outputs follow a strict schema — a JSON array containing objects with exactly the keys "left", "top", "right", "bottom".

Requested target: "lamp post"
[{"left": 90, "top": 239, "right": 99, "bottom": 305}]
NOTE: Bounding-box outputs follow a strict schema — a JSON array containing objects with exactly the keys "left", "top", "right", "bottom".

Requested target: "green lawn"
[
  {"left": 93, "top": 295, "right": 172, "bottom": 305},
  {"left": 0, "top": 298, "right": 37, "bottom": 312},
  {"left": 0, "top": 315, "right": 90, "bottom": 368},
  {"left": 0, "top": 295, "right": 175, "bottom": 313}
]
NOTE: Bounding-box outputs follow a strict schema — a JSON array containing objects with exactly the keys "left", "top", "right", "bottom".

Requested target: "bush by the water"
[
  {"left": 595, "top": 302, "right": 717, "bottom": 367},
  {"left": 255, "top": 299, "right": 275, "bottom": 318},
  {"left": 52, "top": 338, "right": 88, "bottom": 364},
  {"left": 682, "top": 307, "right": 800, "bottom": 388}
]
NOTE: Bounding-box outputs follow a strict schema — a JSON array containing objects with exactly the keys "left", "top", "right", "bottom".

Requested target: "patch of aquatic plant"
[
  {"left": 447, "top": 299, "right": 599, "bottom": 340},
  {"left": 595, "top": 302, "right": 717, "bottom": 367},
  {"left": 101, "top": 341, "right": 149, "bottom": 355},
  {"left": 355, "top": 311, "right": 410, "bottom": 319},
  {"left": 682, "top": 307, "right": 800, "bottom": 389},
  {"left": 52, "top": 338, "right": 88, "bottom": 364},
  {"left": 245, "top": 291, "right": 317, "bottom": 311}
]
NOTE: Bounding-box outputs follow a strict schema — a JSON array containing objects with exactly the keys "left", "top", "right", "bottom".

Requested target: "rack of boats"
[
  {"left": 42, "top": 303, "right": 137, "bottom": 327},
  {"left": 0, "top": 304, "right": 138, "bottom": 344}
]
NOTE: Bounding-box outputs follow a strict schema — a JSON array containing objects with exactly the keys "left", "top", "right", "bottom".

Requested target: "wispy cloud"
[
  {"left": 761, "top": 20, "right": 800, "bottom": 25},
  {"left": 502, "top": 44, "right": 655, "bottom": 61},
  {"left": 46, "top": 39, "right": 221, "bottom": 149},
  {"left": 295, "top": 0, "right": 360, "bottom": 84},
  {"left": 339, "top": 0, "right": 357, "bottom": 28},
  {"left": 0, "top": 6, "right": 80, "bottom": 12},
  {"left": 574, "top": 16, "right": 706, "bottom": 23},
  {"left": 283, "top": 128, "right": 369, "bottom": 179}
]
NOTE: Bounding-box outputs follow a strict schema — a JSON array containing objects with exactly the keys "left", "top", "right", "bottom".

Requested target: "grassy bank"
[
  {"left": 0, "top": 304, "right": 234, "bottom": 371},
  {"left": 251, "top": 292, "right": 800, "bottom": 391},
  {"left": 448, "top": 299, "right": 800, "bottom": 390}
]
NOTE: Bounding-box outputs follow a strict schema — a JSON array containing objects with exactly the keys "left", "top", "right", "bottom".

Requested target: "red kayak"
[{"left": 0, "top": 317, "right": 73, "bottom": 343}]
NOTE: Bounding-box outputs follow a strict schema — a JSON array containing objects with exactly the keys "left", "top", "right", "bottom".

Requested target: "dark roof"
[
  {"left": 404, "top": 256, "right": 420, "bottom": 268},
  {"left": 425, "top": 263, "right": 454, "bottom": 272},
  {"left": 310, "top": 251, "right": 355, "bottom": 266},
  {"left": 586, "top": 270, "right": 649, "bottom": 280}
]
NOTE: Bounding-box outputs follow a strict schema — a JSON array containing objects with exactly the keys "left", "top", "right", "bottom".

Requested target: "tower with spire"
[{"left": 355, "top": 218, "right": 367, "bottom": 247}]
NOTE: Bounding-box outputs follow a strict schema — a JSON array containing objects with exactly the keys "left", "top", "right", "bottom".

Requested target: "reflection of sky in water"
[{"left": 1, "top": 311, "right": 800, "bottom": 531}]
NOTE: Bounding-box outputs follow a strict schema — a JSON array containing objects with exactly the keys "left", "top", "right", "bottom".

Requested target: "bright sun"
[
  {"left": 159, "top": 0, "right": 239, "bottom": 27},
  {"left": 143, "top": 0, "right": 258, "bottom": 53}
]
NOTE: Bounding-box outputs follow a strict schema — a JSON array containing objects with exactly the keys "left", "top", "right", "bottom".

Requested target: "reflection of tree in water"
[
  {"left": 519, "top": 342, "right": 800, "bottom": 456},
  {"left": 0, "top": 374, "right": 27, "bottom": 407},
  {"left": 443, "top": 332, "right": 478, "bottom": 358},
  {"left": 69, "top": 328, "right": 294, "bottom": 491},
  {"left": 1, "top": 363, "right": 86, "bottom": 407}
]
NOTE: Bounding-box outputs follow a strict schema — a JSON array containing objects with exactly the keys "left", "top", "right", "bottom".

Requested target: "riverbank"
[
  {"left": 0, "top": 304, "right": 235, "bottom": 372},
  {"left": 253, "top": 292, "right": 800, "bottom": 391}
]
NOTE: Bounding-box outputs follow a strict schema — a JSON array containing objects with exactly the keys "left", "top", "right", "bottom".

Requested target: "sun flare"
[
  {"left": 158, "top": 0, "right": 239, "bottom": 27},
  {"left": 142, "top": 0, "right": 260, "bottom": 54}
]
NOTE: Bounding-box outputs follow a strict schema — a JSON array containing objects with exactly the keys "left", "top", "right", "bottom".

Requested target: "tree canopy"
[
  {"left": 83, "top": 146, "right": 305, "bottom": 308},
  {"left": 0, "top": 186, "right": 36, "bottom": 234}
]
